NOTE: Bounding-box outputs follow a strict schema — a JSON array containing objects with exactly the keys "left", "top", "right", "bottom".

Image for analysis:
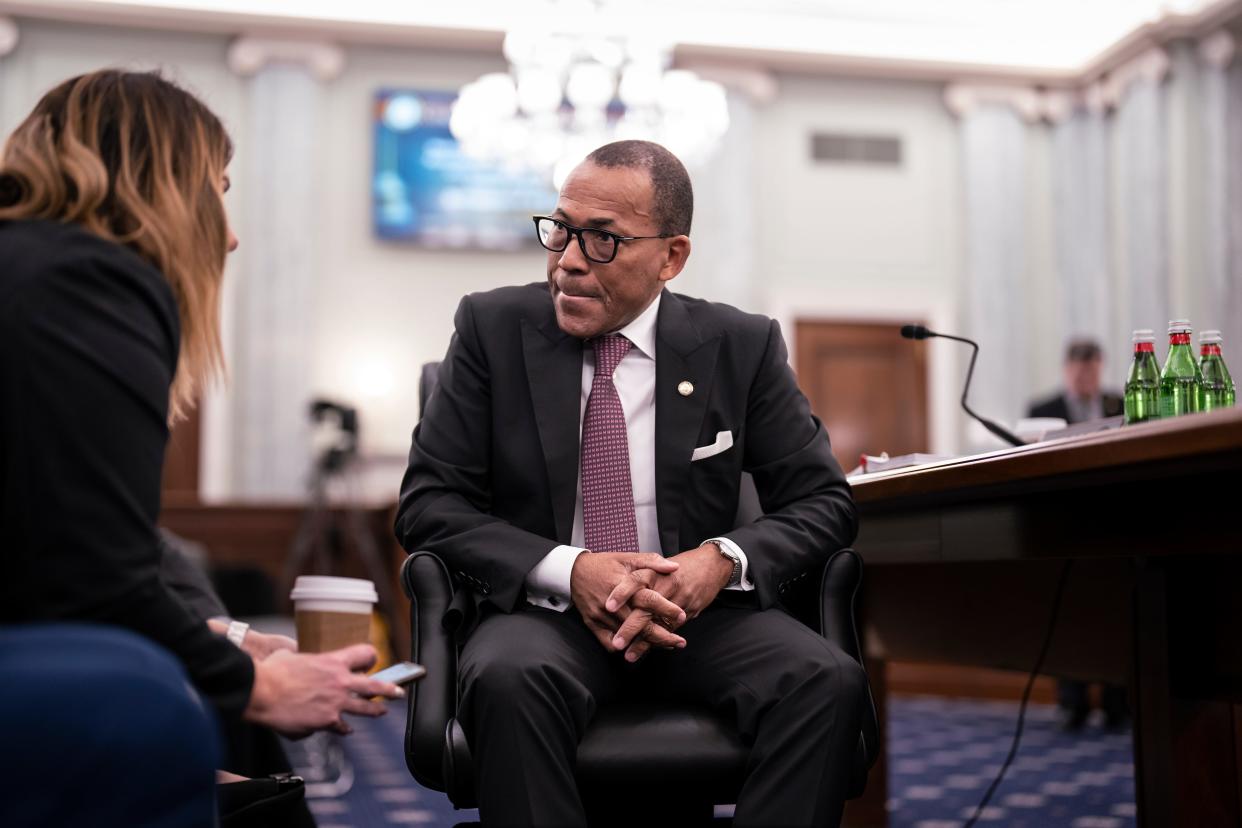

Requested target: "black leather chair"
[{"left": 400, "top": 363, "right": 880, "bottom": 817}]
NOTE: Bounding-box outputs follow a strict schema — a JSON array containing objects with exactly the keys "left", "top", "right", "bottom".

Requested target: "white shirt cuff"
[
  {"left": 524, "top": 545, "right": 585, "bottom": 611},
  {"left": 707, "top": 536, "right": 754, "bottom": 591}
]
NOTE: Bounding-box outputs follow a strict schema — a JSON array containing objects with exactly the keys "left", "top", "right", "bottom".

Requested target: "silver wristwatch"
[{"left": 708, "top": 540, "right": 743, "bottom": 587}]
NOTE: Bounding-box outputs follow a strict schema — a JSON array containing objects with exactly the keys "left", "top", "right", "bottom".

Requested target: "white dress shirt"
[
  {"left": 1065, "top": 393, "right": 1104, "bottom": 424},
  {"left": 524, "top": 294, "right": 753, "bottom": 611}
]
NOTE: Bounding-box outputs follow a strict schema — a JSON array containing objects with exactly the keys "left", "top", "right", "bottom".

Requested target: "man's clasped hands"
[{"left": 569, "top": 545, "right": 736, "bottom": 662}]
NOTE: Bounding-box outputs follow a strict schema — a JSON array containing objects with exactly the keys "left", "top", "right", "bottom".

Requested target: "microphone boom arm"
[{"left": 932, "top": 332, "right": 1025, "bottom": 447}]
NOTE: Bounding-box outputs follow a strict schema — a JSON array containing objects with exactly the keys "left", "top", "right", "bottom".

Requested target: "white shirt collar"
[{"left": 612, "top": 292, "right": 661, "bottom": 360}]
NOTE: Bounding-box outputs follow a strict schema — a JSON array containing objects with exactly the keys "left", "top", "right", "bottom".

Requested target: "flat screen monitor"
[{"left": 373, "top": 89, "right": 557, "bottom": 249}]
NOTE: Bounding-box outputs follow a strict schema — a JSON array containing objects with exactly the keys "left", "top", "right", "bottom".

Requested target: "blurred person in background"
[
  {"left": 1028, "top": 338, "right": 1127, "bottom": 731},
  {"left": 0, "top": 70, "right": 403, "bottom": 825},
  {"left": 1028, "top": 339, "right": 1123, "bottom": 425}
]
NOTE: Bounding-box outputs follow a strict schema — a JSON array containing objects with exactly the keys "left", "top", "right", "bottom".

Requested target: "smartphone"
[{"left": 371, "top": 661, "right": 427, "bottom": 686}]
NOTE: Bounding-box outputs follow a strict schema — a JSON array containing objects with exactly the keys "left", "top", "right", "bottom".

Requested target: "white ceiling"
[{"left": 0, "top": 0, "right": 1232, "bottom": 75}]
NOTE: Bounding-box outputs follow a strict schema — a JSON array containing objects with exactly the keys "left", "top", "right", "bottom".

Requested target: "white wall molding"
[
  {"left": 1083, "top": 80, "right": 1111, "bottom": 115},
  {"left": 1099, "top": 47, "right": 1171, "bottom": 107},
  {"left": 944, "top": 83, "right": 1081, "bottom": 124},
  {"left": 0, "top": 16, "right": 19, "bottom": 57},
  {"left": 944, "top": 83, "right": 1042, "bottom": 122},
  {"left": 11, "top": 0, "right": 1242, "bottom": 85},
  {"left": 1038, "top": 89, "right": 1077, "bottom": 124},
  {"left": 947, "top": 46, "right": 1175, "bottom": 123},
  {"left": 226, "top": 36, "right": 345, "bottom": 81},
  {"left": 1198, "top": 29, "right": 1237, "bottom": 69}
]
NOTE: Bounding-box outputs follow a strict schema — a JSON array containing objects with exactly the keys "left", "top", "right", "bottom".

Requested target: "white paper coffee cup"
[{"left": 290, "top": 576, "right": 378, "bottom": 653}]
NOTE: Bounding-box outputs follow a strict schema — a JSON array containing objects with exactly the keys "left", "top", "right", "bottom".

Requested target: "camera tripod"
[{"left": 280, "top": 400, "right": 398, "bottom": 649}]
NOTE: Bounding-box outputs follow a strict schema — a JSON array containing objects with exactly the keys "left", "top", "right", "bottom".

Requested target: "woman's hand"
[{"left": 244, "top": 644, "right": 404, "bottom": 738}]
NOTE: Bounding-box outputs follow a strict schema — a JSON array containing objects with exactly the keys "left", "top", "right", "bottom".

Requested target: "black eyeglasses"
[{"left": 532, "top": 216, "right": 674, "bottom": 264}]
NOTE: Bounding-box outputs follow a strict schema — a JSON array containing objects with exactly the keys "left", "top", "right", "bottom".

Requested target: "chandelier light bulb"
[
  {"left": 531, "top": 35, "right": 574, "bottom": 72},
  {"left": 503, "top": 29, "right": 540, "bottom": 67},
  {"left": 658, "top": 70, "right": 700, "bottom": 114},
  {"left": 585, "top": 37, "right": 626, "bottom": 69},
  {"left": 618, "top": 64, "right": 661, "bottom": 108},
  {"left": 498, "top": 118, "right": 533, "bottom": 155},
  {"left": 695, "top": 80, "right": 731, "bottom": 136},
  {"left": 452, "top": 14, "right": 728, "bottom": 186},
  {"left": 565, "top": 61, "right": 615, "bottom": 109},
  {"left": 474, "top": 72, "right": 519, "bottom": 119},
  {"left": 517, "top": 68, "right": 565, "bottom": 115},
  {"left": 530, "top": 127, "right": 567, "bottom": 167},
  {"left": 624, "top": 37, "right": 673, "bottom": 70}
]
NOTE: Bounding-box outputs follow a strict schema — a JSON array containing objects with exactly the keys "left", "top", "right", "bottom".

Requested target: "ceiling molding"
[
  {"left": 2, "top": 0, "right": 1241, "bottom": 86},
  {"left": 226, "top": 36, "right": 346, "bottom": 81},
  {"left": 1199, "top": 29, "right": 1237, "bottom": 67},
  {"left": 0, "top": 1, "right": 503, "bottom": 51}
]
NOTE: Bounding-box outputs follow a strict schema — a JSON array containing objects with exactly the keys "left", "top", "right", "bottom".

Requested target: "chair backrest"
[{"left": 419, "top": 362, "right": 441, "bottom": 413}]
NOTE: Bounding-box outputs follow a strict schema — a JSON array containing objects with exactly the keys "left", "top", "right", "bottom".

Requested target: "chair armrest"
[
  {"left": 819, "top": 549, "right": 863, "bottom": 664},
  {"left": 820, "top": 548, "right": 881, "bottom": 783},
  {"left": 400, "top": 551, "right": 458, "bottom": 791}
]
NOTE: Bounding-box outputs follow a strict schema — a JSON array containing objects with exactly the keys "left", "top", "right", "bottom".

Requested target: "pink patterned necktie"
[{"left": 581, "top": 334, "right": 639, "bottom": 552}]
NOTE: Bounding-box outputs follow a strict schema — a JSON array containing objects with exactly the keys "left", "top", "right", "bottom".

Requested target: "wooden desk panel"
[{"left": 849, "top": 407, "right": 1242, "bottom": 827}]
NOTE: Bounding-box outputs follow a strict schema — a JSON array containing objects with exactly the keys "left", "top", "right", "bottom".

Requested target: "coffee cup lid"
[{"left": 290, "top": 576, "right": 378, "bottom": 604}]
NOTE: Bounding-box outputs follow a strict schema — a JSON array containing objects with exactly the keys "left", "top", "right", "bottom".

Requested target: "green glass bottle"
[
  {"left": 1198, "top": 330, "right": 1236, "bottom": 411},
  {"left": 1159, "top": 319, "right": 1202, "bottom": 417},
  {"left": 1124, "top": 329, "right": 1160, "bottom": 424}
]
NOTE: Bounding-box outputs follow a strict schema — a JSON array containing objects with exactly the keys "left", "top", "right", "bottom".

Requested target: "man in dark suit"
[
  {"left": 396, "top": 140, "right": 865, "bottom": 827},
  {"left": 1028, "top": 338, "right": 1127, "bottom": 731}
]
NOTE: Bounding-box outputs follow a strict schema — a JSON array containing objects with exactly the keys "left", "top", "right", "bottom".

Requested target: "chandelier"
[{"left": 449, "top": 0, "right": 730, "bottom": 187}]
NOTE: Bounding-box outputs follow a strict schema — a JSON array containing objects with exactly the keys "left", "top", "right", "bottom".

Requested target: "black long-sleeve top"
[{"left": 0, "top": 218, "right": 254, "bottom": 721}]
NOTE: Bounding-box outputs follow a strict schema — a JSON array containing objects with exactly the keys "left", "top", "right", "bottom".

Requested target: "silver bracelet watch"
[
  {"left": 708, "top": 540, "right": 743, "bottom": 587},
  {"left": 225, "top": 620, "right": 250, "bottom": 648}
]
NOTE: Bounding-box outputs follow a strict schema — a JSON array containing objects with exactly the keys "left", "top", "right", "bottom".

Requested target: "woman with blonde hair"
[{"left": 0, "top": 70, "right": 402, "bottom": 825}]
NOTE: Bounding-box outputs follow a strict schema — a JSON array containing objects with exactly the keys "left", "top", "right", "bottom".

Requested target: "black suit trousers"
[{"left": 459, "top": 602, "right": 867, "bottom": 827}]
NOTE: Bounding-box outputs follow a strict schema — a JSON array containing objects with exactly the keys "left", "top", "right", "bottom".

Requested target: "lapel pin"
[{"left": 678, "top": 381, "right": 694, "bottom": 397}]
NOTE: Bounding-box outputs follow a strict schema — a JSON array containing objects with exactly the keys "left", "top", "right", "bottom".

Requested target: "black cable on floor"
[{"left": 963, "top": 558, "right": 1075, "bottom": 828}]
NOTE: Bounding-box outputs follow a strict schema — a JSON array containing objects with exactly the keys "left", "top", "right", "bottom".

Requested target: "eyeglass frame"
[{"left": 532, "top": 215, "right": 676, "bottom": 264}]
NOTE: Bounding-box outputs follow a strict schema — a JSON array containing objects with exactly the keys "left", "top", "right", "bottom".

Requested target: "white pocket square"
[{"left": 691, "top": 430, "right": 734, "bottom": 462}]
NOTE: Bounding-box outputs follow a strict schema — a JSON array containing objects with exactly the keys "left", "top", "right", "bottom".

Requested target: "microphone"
[{"left": 900, "top": 324, "right": 1025, "bottom": 447}]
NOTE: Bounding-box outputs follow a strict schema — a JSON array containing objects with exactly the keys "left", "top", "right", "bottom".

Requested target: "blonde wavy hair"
[{"left": 0, "top": 69, "right": 232, "bottom": 422}]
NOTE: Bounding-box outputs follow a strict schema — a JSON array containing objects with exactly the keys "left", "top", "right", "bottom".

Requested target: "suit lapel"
[
  {"left": 654, "top": 291, "right": 720, "bottom": 555},
  {"left": 522, "top": 316, "right": 583, "bottom": 544}
]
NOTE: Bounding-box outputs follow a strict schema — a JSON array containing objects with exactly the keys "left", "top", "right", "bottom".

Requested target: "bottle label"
[
  {"left": 1169, "top": 333, "right": 1191, "bottom": 345},
  {"left": 1134, "top": 343, "right": 1155, "bottom": 354},
  {"left": 1201, "top": 344, "right": 1222, "bottom": 357}
]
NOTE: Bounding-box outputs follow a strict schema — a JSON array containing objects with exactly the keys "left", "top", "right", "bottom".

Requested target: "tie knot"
[{"left": 592, "top": 334, "right": 632, "bottom": 375}]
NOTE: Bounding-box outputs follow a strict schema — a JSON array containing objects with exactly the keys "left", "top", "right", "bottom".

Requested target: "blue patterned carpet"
[
  {"left": 285, "top": 693, "right": 1136, "bottom": 827},
  {"left": 887, "top": 695, "right": 1135, "bottom": 828}
]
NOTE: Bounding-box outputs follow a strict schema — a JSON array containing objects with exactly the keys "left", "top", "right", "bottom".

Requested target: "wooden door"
[{"left": 794, "top": 320, "right": 929, "bottom": 472}]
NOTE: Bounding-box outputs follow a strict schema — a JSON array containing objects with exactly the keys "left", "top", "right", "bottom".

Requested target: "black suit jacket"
[
  {"left": 395, "top": 283, "right": 857, "bottom": 634},
  {"left": 0, "top": 219, "right": 254, "bottom": 721},
  {"left": 1028, "top": 392, "right": 1124, "bottom": 424}
]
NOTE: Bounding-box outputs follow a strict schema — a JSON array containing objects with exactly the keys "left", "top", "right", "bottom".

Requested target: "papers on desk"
[{"left": 849, "top": 452, "right": 951, "bottom": 477}]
